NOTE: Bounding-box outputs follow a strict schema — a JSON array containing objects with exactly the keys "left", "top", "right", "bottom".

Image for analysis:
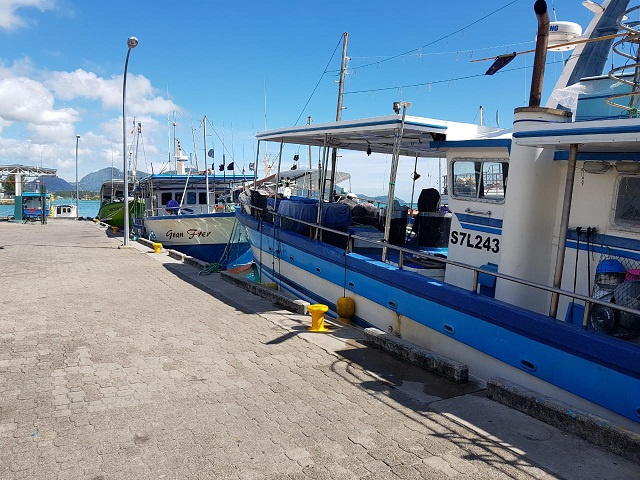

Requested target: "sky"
[{"left": 0, "top": 0, "right": 607, "bottom": 202}]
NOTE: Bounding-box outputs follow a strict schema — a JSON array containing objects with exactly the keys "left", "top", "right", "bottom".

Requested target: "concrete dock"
[{"left": 0, "top": 220, "right": 638, "bottom": 479}]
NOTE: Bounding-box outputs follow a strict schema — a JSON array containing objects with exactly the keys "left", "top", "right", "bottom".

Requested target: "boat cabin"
[
  {"left": 53, "top": 204, "right": 78, "bottom": 218},
  {"left": 136, "top": 173, "right": 248, "bottom": 217}
]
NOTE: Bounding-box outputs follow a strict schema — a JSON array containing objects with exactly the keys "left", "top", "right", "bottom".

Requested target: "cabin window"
[
  {"left": 614, "top": 176, "right": 640, "bottom": 227},
  {"left": 175, "top": 193, "right": 183, "bottom": 204},
  {"left": 186, "top": 192, "right": 197, "bottom": 205},
  {"left": 451, "top": 159, "right": 508, "bottom": 201},
  {"left": 198, "top": 192, "right": 207, "bottom": 204},
  {"left": 160, "top": 192, "right": 172, "bottom": 206}
]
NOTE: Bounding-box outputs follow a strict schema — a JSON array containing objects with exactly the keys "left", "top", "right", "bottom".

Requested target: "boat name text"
[
  {"left": 450, "top": 231, "right": 499, "bottom": 253},
  {"left": 165, "top": 229, "right": 212, "bottom": 240}
]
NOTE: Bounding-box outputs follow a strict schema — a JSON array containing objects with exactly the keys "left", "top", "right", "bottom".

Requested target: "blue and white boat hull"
[
  {"left": 239, "top": 211, "right": 640, "bottom": 425},
  {"left": 144, "top": 212, "right": 245, "bottom": 264}
]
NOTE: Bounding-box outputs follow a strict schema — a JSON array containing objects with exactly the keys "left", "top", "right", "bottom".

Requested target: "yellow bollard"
[
  {"left": 111, "top": 226, "right": 118, "bottom": 234},
  {"left": 152, "top": 242, "right": 162, "bottom": 254},
  {"left": 307, "top": 304, "right": 329, "bottom": 332}
]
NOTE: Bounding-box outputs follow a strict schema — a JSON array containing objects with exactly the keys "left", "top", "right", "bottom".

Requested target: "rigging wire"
[
  {"left": 205, "top": 117, "right": 237, "bottom": 165},
  {"left": 334, "top": 39, "right": 535, "bottom": 66},
  {"left": 294, "top": 33, "right": 344, "bottom": 126},
  {"left": 343, "top": 58, "right": 567, "bottom": 96},
  {"left": 341, "top": 0, "right": 524, "bottom": 73}
]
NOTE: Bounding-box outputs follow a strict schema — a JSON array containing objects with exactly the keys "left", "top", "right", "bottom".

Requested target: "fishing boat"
[
  {"left": 96, "top": 122, "right": 146, "bottom": 228},
  {"left": 134, "top": 117, "right": 249, "bottom": 265},
  {"left": 135, "top": 172, "right": 249, "bottom": 264},
  {"left": 236, "top": 0, "right": 640, "bottom": 429},
  {"left": 51, "top": 203, "right": 77, "bottom": 218},
  {"left": 96, "top": 179, "right": 144, "bottom": 228}
]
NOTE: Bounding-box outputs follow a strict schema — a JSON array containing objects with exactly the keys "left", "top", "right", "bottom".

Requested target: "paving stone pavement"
[{"left": 0, "top": 220, "right": 638, "bottom": 479}]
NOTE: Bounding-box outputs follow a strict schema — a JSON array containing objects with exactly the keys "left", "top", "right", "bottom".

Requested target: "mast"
[
  {"left": 328, "top": 32, "right": 348, "bottom": 200},
  {"left": 222, "top": 128, "right": 226, "bottom": 194},
  {"left": 307, "top": 116, "right": 312, "bottom": 170},
  {"left": 307, "top": 116, "right": 313, "bottom": 197},
  {"left": 203, "top": 116, "right": 210, "bottom": 212},
  {"left": 167, "top": 113, "right": 172, "bottom": 171},
  {"left": 132, "top": 119, "right": 140, "bottom": 185},
  {"left": 173, "top": 121, "right": 177, "bottom": 172}
]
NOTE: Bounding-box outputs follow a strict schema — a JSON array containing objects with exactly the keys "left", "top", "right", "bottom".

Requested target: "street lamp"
[
  {"left": 75, "top": 134, "right": 80, "bottom": 218},
  {"left": 122, "top": 36, "right": 138, "bottom": 246}
]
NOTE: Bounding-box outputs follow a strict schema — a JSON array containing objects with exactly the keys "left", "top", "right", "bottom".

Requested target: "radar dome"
[{"left": 547, "top": 21, "right": 582, "bottom": 51}]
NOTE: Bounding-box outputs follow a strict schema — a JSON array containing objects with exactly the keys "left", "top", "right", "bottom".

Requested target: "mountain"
[
  {"left": 27, "top": 167, "right": 149, "bottom": 193},
  {"left": 357, "top": 194, "right": 407, "bottom": 205},
  {"left": 33, "top": 176, "right": 74, "bottom": 192},
  {"left": 78, "top": 167, "right": 122, "bottom": 191},
  {"left": 79, "top": 167, "right": 149, "bottom": 191}
]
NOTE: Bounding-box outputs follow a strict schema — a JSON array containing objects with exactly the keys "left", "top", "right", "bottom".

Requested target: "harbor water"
[{"left": 0, "top": 199, "right": 100, "bottom": 219}]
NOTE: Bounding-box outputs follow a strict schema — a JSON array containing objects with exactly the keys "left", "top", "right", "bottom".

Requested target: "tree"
[{"left": 1, "top": 175, "right": 25, "bottom": 196}]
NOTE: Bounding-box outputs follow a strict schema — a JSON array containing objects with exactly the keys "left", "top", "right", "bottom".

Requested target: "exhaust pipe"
[{"left": 530, "top": 0, "right": 550, "bottom": 107}]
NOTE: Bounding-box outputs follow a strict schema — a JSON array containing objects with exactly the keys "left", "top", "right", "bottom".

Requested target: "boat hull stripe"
[
  {"left": 459, "top": 222, "right": 502, "bottom": 235},
  {"left": 454, "top": 213, "right": 503, "bottom": 228}
]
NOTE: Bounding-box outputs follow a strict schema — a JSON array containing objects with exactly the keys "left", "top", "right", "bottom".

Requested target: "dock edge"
[
  {"left": 363, "top": 327, "right": 469, "bottom": 384},
  {"left": 486, "top": 377, "right": 640, "bottom": 464}
]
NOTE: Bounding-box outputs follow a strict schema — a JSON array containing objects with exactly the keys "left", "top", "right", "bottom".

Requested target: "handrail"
[
  {"left": 241, "top": 203, "right": 640, "bottom": 327},
  {"left": 464, "top": 207, "right": 492, "bottom": 216},
  {"left": 142, "top": 203, "right": 238, "bottom": 217}
]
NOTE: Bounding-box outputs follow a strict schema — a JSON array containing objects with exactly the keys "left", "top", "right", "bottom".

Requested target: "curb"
[
  {"left": 135, "top": 238, "right": 210, "bottom": 269},
  {"left": 220, "top": 271, "right": 310, "bottom": 315},
  {"left": 166, "top": 249, "right": 209, "bottom": 269},
  {"left": 486, "top": 377, "right": 640, "bottom": 464},
  {"left": 363, "top": 327, "right": 469, "bottom": 384}
]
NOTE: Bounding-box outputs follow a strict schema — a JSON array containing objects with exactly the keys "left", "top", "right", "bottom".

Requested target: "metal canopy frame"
[{"left": 0, "top": 165, "right": 57, "bottom": 177}]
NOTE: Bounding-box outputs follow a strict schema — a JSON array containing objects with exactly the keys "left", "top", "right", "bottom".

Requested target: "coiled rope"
[{"left": 199, "top": 218, "right": 241, "bottom": 276}]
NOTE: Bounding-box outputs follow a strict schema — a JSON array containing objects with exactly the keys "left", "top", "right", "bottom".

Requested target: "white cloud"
[
  {"left": 27, "top": 122, "right": 75, "bottom": 144},
  {"left": 0, "top": 58, "right": 36, "bottom": 78},
  {"left": 0, "top": 0, "right": 55, "bottom": 31},
  {"left": 0, "top": 60, "right": 182, "bottom": 181},
  {"left": 0, "top": 77, "right": 79, "bottom": 124},
  {"left": 48, "top": 69, "right": 179, "bottom": 115}
]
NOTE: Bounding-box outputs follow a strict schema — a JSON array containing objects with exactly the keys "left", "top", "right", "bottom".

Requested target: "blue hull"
[
  {"left": 164, "top": 243, "right": 246, "bottom": 265},
  {"left": 238, "top": 210, "right": 640, "bottom": 424}
]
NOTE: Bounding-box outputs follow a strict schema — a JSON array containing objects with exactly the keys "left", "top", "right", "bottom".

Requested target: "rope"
[{"left": 199, "top": 218, "right": 241, "bottom": 276}]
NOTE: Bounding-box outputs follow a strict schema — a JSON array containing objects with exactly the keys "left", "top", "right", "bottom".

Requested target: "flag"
[
  {"left": 249, "top": 162, "right": 255, "bottom": 171},
  {"left": 218, "top": 164, "right": 224, "bottom": 171},
  {"left": 227, "top": 162, "right": 234, "bottom": 170},
  {"left": 485, "top": 52, "right": 517, "bottom": 75},
  {"left": 291, "top": 164, "right": 297, "bottom": 170}
]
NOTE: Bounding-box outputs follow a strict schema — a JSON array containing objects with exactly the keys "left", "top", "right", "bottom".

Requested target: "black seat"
[{"left": 413, "top": 189, "right": 450, "bottom": 248}]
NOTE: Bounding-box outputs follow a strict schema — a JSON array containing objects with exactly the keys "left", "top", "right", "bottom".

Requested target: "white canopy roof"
[
  {"left": 513, "top": 117, "right": 640, "bottom": 153},
  {"left": 256, "top": 115, "right": 510, "bottom": 158}
]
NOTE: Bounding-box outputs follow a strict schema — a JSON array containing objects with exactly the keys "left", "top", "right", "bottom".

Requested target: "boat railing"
[
  {"left": 145, "top": 203, "right": 237, "bottom": 217},
  {"left": 245, "top": 204, "right": 639, "bottom": 330}
]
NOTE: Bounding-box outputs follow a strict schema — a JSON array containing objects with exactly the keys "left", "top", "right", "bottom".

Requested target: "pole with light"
[
  {"left": 75, "top": 134, "right": 80, "bottom": 218},
  {"left": 122, "top": 36, "right": 138, "bottom": 246}
]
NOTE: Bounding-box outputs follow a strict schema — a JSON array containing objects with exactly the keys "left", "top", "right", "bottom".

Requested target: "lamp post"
[
  {"left": 75, "top": 134, "right": 80, "bottom": 218},
  {"left": 122, "top": 36, "right": 138, "bottom": 246}
]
